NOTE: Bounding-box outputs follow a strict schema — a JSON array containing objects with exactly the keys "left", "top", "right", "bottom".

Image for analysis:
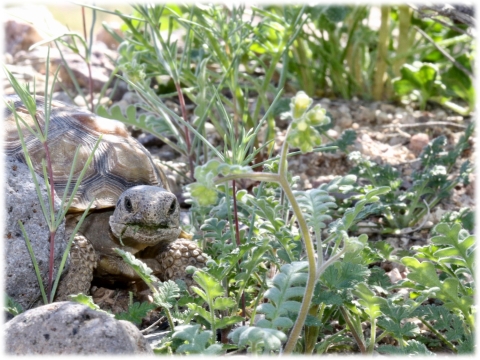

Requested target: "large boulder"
[{"left": 4, "top": 301, "right": 153, "bottom": 354}]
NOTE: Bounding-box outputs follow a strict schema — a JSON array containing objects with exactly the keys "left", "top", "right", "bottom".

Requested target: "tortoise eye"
[
  {"left": 168, "top": 199, "right": 177, "bottom": 215},
  {"left": 124, "top": 197, "right": 133, "bottom": 212}
]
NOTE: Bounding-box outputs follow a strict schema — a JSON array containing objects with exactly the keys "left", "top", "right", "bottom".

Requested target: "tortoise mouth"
[
  {"left": 112, "top": 221, "right": 175, "bottom": 229},
  {"left": 109, "top": 221, "right": 181, "bottom": 246}
]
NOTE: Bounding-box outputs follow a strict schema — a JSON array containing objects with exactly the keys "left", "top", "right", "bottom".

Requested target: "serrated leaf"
[
  {"left": 114, "top": 248, "right": 157, "bottom": 287},
  {"left": 352, "top": 283, "right": 386, "bottom": 320},
  {"left": 213, "top": 297, "right": 236, "bottom": 311},
  {"left": 431, "top": 223, "right": 474, "bottom": 275},
  {"left": 152, "top": 280, "right": 180, "bottom": 308},
  {"left": 216, "top": 315, "right": 244, "bottom": 329},
  {"left": 414, "top": 304, "right": 466, "bottom": 343},
  {"left": 312, "top": 286, "right": 345, "bottom": 306},
  {"left": 193, "top": 270, "right": 225, "bottom": 300},
  {"left": 379, "top": 299, "right": 415, "bottom": 322},
  {"left": 401, "top": 257, "right": 442, "bottom": 288},
  {"left": 304, "top": 314, "right": 322, "bottom": 327},
  {"left": 402, "top": 257, "right": 473, "bottom": 324},
  {"left": 187, "top": 303, "right": 213, "bottom": 323},
  {"left": 115, "top": 302, "right": 156, "bottom": 325},
  {"left": 377, "top": 318, "right": 419, "bottom": 339},
  {"left": 321, "top": 261, "right": 370, "bottom": 291},
  {"left": 378, "top": 340, "right": 434, "bottom": 355}
]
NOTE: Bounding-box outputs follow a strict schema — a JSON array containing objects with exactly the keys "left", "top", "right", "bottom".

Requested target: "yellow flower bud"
[
  {"left": 297, "top": 120, "right": 309, "bottom": 131},
  {"left": 291, "top": 91, "right": 312, "bottom": 119},
  {"left": 307, "top": 105, "right": 328, "bottom": 126}
]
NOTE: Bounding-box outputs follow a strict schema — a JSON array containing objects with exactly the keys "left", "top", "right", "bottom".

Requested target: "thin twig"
[
  {"left": 141, "top": 316, "right": 164, "bottom": 334},
  {"left": 414, "top": 25, "right": 475, "bottom": 80},
  {"left": 378, "top": 121, "right": 468, "bottom": 130}
]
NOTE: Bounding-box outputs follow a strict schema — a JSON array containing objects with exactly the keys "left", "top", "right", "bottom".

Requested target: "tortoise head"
[{"left": 109, "top": 185, "right": 181, "bottom": 249}]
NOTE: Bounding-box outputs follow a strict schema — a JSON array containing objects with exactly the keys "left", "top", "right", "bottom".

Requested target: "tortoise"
[{"left": 4, "top": 94, "right": 206, "bottom": 299}]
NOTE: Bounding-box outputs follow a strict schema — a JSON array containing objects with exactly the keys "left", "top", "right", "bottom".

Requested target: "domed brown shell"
[{"left": 4, "top": 95, "right": 164, "bottom": 212}]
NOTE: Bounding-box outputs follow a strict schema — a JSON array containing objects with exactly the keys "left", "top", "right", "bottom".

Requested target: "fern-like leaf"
[{"left": 294, "top": 188, "right": 336, "bottom": 229}]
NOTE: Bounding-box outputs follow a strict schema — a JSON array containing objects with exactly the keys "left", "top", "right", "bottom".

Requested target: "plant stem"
[
  {"left": 81, "top": 6, "right": 94, "bottom": 112},
  {"left": 393, "top": 5, "right": 412, "bottom": 77},
  {"left": 372, "top": 6, "right": 391, "bottom": 101},
  {"left": 304, "top": 304, "right": 321, "bottom": 354},
  {"left": 340, "top": 306, "right": 367, "bottom": 354},
  {"left": 214, "top": 172, "right": 279, "bottom": 185},
  {"left": 232, "top": 180, "right": 246, "bottom": 326},
  {"left": 174, "top": 82, "right": 195, "bottom": 180},
  {"left": 419, "top": 317, "right": 458, "bottom": 353},
  {"left": 367, "top": 318, "right": 376, "bottom": 354},
  {"left": 280, "top": 131, "right": 316, "bottom": 354},
  {"left": 37, "top": 116, "right": 57, "bottom": 301},
  {"left": 164, "top": 306, "right": 176, "bottom": 332}
]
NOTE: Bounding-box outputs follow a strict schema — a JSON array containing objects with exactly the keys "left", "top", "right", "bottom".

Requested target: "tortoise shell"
[{"left": 4, "top": 95, "right": 165, "bottom": 212}]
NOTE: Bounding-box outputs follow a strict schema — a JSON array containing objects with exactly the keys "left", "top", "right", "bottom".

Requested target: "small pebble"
[{"left": 409, "top": 133, "right": 430, "bottom": 155}]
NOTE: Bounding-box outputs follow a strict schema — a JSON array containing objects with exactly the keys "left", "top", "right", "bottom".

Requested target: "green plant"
[
  {"left": 172, "top": 324, "right": 224, "bottom": 355},
  {"left": 3, "top": 56, "right": 100, "bottom": 304},
  {"left": 5, "top": 4, "right": 475, "bottom": 355},
  {"left": 403, "top": 223, "right": 474, "bottom": 329},
  {"left": 348, "top": 121, "right": 473, "bottom": 234},
  {"left": 96, "top": 4, "right": 310, "bottom": 177},
  {"left": 187, "top": 269, "right": 244, "bottom": 343},
  {"left": 187, "top": 91, "right": 389, "bottom": 353},
  {"left": 114, "top": 248, "right": 182, "bottom": 331},
  {"left": 115, "top": 300, "right": 156, "bottom": 325},
  {"left": 392, "top": 62, "right": 445, "bottom": 110},
  {"left": 392, "top": 61, "right": 472, "bottom": 114},
  {"left": 4, "top": 296, "right": 24, "bottom": 317}
]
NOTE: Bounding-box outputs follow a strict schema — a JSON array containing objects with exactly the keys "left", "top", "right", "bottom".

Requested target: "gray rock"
[
  {"left": 379, "top": 103, "right": 397, "bottom": 113},
  {"left": 4, "top": 157, "right": 66, "bottom": 310},
  {"left": 12, "top": 44, "right": 115, "bottom": 94},
  {"left": 338, "top": 116, "right": 353, "bottom": 129},
  {"left": 52, "top": 91, "right": 75, "bottom": 105},
  {"left": 4, "top": 18, "right": 43, "bottom": 55},
  {"left": 354, "top": 106, "right": 376, "bottom": 123},
  {"left": 4, "top": 301, "right": 153, "bottom": 354}
]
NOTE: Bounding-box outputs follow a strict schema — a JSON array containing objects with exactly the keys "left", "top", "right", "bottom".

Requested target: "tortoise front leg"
[
  {"left": 55, "top": 233, "right": 96, "bottom": 301},
  {"left": 154, "top": 238, "right": 207, "bottom": 288}
]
